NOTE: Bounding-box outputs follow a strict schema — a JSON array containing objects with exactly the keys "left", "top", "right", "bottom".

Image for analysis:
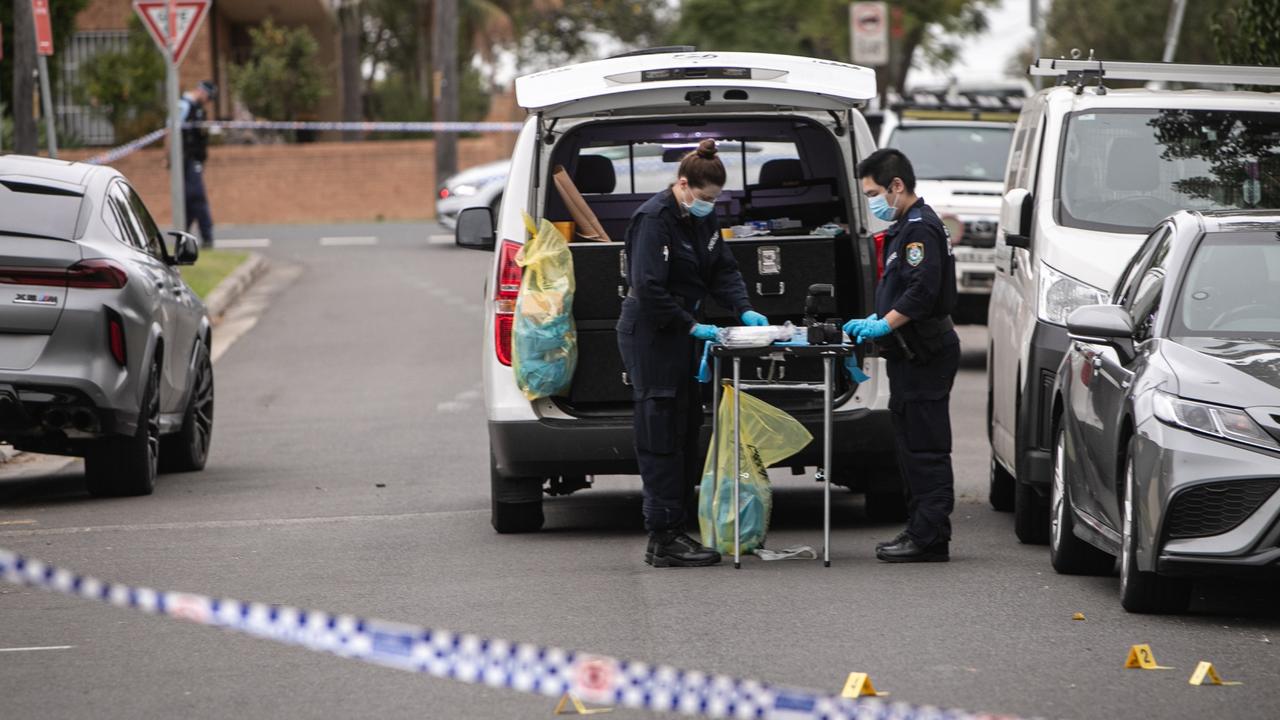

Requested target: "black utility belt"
[{"left": 877, "top": 316, "right": 954, "bottom": 364}]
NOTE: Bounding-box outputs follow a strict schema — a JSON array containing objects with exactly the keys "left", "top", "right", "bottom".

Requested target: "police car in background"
[{"left": 879, "top": 91, "right": 1022, "bottom": 324}]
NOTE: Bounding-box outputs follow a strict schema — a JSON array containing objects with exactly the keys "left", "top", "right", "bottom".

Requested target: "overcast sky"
[{"left": 907, "top": 0, "right": 1038, "bottom": 85}]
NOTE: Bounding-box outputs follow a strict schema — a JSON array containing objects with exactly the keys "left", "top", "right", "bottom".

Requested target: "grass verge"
[{"left": 180, "top": 249, "right": 249, "bottom": 299}]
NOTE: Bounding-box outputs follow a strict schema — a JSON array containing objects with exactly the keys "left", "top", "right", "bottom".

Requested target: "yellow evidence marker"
[
  {"left": 1124, "top": 644, "right": 1173, "bottom": 670},
  {"left": 841, "top": 672, "right": 889, "bottom": 698},
  {"left": 554, "top": 692, "right": 613, "bottom": 715},
  {"left": 1189, "top": 661, "right": 1243, "bottom": 686},
  {"left": 1072, "top": 612, "right": 1086, "bottom": 621}
]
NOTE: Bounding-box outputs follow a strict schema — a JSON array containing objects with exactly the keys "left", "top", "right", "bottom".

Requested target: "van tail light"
[
  {"left": 105, "top": 308, "right": 127, "bottom": 366},
  {"left": 494, "top": 239, "right": 523, "bottom": 366}
]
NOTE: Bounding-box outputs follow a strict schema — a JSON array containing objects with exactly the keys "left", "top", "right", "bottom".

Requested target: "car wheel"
[
  {"left": 1014, "top": 475, "right": 1049, "bottom": 545},
  {"left": 490, "top": 452, "right": 544, "bottom": 533},
  {"left": 1119, "top": 442, "right": 1191, "bottom": 613},
  {"left": 161, "top": 342, "right": 214, "bottom": 473},
  {"left": 85, "top": 359, "right": 160, "bottom": 497},
  {"left": 1050, "top": 425, "right": 1114, "bottom": 575},
  {"left": 989, "top": 455, "right": 1015, "bottom": 512}
]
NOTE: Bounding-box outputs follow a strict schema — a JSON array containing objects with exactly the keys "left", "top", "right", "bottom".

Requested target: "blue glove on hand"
[
  {"left": 740, "top": 310, "right": 769, "bottom": 327},
  {"left": 843, "top": 313, "right": 891, "bottom": 344},
  {"left": 690, "top": 323, "right": 722, "bottom": 342}
]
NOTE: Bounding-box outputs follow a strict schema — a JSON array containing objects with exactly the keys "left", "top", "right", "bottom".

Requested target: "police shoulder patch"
[{"left": 906, "top": 242, "right": 925, "bottom": 267}]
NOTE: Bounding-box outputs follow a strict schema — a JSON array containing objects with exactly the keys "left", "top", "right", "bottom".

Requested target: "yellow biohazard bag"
[
  {"left": 698, "top": 385, "right": 813, "bottom": 554},
  {"left": 512, "top": 213, "right": 577, "bottom": 400}
]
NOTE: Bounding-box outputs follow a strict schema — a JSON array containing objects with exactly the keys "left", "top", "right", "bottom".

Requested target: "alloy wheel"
[
  {"left": 190, "top": 354, "right": 214, "bottom": 460},
  {"left": 1051, "top": 429, "right": 1065, "bottom": 551}
]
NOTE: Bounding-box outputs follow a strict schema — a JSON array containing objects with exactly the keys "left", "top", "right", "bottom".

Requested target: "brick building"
[{"left": 65, "top": 0, "right": 346, "bottom": 146}]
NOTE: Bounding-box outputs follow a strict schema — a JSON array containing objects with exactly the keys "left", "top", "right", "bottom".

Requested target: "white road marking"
[
  {"left": 217, "top": 238, "right": 272, "bottom": 249},
  {"left": 0, "top": 646, "right": 74, "bottom": 653},
  {"left": 435, "top": 400, "right": 469, "bottom": 413},
  {"left": 428, "top": 234, "right": 455, "bottom": 245},
  {"left": 319, "top": 236, "right": 378, "bottom": 247},
  {"left": 0, "top": 519, "right": 36, "bottom": 526}
]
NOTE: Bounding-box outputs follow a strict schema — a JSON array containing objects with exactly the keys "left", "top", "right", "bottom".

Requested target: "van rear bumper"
[{"left": 489, "top": 407, "right": 896, "bottom": 483}]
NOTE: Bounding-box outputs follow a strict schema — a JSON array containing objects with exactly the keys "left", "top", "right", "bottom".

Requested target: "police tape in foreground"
[{"left": 0, "top": 548, "right": 1020, "bottom": 720}]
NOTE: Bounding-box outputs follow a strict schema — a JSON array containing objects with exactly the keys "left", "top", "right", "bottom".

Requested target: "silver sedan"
[{"left": 0, "top": 155, "right": 213, "bottom": 496}]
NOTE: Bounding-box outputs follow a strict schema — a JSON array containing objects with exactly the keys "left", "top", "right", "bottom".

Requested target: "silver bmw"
[
  {"left": 1050, "top": 210, "right": 1280, "bottom": 613},
  {"left": 0, "top": 155, "right": 213, "bottom": 496}
]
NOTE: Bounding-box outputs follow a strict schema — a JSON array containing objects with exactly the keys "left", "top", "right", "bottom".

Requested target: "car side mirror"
[
  {"left": 165, "top": 231, "right": 200, "bottom": 266},
  {"left": 456, "top": 206, "right": 496, "bottom": 251},
  {"left": 1067, "top": 304, "right": 1135, "bottom": 363},
  {"left": 1000, "top": 188, "right": 1033, "bottom": 249}
]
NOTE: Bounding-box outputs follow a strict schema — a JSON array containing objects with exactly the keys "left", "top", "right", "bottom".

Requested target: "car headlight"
[
  {"left": 1152, "top": 390, "right": 1280, "bottom": 450},
  {"left": 449, "top": 183, "right": 479, "bottom": 197},
  {"left": 1037, "top": 263, "right": 1109, "bottom": 326}
]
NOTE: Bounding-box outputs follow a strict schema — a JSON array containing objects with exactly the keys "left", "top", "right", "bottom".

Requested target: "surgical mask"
[
  {"left": 868, "top": 192, "right": 897, "bottom": 222},
  {"left": 681, "top": 185, "right": 716, "bottom": 217}
]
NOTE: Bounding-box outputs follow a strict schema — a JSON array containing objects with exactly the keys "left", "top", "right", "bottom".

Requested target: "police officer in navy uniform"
[
  {"left": 618, "top": 139, "right": 770, "bottom": 567},
  {"left": 180, "top": 80, "right": 217, "bottom": 248},
  {"left": 845, "top": 149, "right": 959, "bottom": 563}
]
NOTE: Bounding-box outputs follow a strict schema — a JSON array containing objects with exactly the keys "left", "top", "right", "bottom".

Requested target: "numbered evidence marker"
[
  {"left": 554, "top": 693, "right": 612, "bottom": 715},
  {"left": 1189, "top": 661, "right": 1243, "bottom": 687},
  {"left": 1072, "top": 612, "right": 1086, "bottom": 621},
  {"left": 1124, "top": 643, "right": 1174, "bottom": 670},
  {"left": 841, "top": 672, "right": 889, "bottom": 698}
]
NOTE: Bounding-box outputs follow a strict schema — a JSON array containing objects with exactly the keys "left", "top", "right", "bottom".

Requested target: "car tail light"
[
  {"left": 439, "top": 187, "right": 451, "bottom": 199},
  {"left": 0, "top": 266, "right": 71, "bottom": 287},
  {"left": 105, "top": 309, "right": 127, "bottom": 366},
  {"left": 67, "top": 259, "right": 128, "bottom": 289},
  {"left": 494, "top": 239, "right": 523, "bottom": 366}
]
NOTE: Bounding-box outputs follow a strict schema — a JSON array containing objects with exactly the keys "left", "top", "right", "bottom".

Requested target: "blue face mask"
[
  {"left": 688, "top": 198, "right": 715, "bottom": 217},
  {"left": 868, "top": 192, "right": 898, "bottom": 222}
]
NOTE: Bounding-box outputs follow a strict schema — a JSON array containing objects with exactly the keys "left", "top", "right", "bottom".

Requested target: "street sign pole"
[
  {"left": 32, "top": 0, "right": 57, "bottom": 158},
  {"left": 167, "top": 0, "right": 186, "bottom": 231}
]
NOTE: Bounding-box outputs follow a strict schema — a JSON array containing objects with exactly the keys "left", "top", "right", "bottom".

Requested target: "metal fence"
[{"left": 56, "top": 31, "right": 130, "bottom": 147}]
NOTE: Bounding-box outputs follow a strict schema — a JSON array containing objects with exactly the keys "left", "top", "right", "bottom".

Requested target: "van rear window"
[
  {"left": 1056, "top": 109, "right": 1280, "bottom": 234},
  {"left": 577, "top": 141, "right": 800, "bottom": 195},
  {"left": 0, "top": 180, "right": 83, "bottom": 240}
]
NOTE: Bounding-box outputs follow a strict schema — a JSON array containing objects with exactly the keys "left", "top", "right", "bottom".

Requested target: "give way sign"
[{"left": 134, "top": 0, "right": 210, "bottom": 65}]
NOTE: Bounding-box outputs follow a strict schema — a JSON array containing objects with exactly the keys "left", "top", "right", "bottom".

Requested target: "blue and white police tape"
[
  {"left": 191, "top": 120, "right": 524, "bottom": 133},
  {"left": 0, "top": 548, "right": 1016, "bottom": 720},
  {"left": 84, "top": 127, "right": 169, "bottom": 166}
]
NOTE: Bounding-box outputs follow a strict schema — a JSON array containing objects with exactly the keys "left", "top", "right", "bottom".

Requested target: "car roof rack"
[
  {"left": 886, "top": 91, "right": 1023, "bottom": 122},
  {"left": 1030, "top": 54, "right": 1280, "bottom": 91}
]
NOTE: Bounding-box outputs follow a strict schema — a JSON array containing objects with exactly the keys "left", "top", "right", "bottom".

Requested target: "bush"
[
  {"left": 230, "top": 19, "right": 328, "bottom": 122},
  {"left": 74, "top": 16, "right": 166, "bottom": 143}
]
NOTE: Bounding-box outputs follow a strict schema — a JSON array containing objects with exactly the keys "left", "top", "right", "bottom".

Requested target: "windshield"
[
  {"left": 1057, "top": 109, "right": 1280, "bottom": 234},
  {"left": 884, "top": 125, "right": 1012, "bottom": 182},
  {"left": 1173, "top": 230, "right": 1280, "bottom": 341}
]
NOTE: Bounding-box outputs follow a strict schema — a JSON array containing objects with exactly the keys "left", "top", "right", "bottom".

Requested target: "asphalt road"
[{"left": 1, "top": 222, "right": 1276, "bottom": 720}]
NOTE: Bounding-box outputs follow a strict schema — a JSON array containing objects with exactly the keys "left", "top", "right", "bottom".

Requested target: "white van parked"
[
  {"left": 987, "top": 58, "right": 1280, "bottom": 543},
  {"left": 456, "top": 49, "right": 900, "bottom": 532}
]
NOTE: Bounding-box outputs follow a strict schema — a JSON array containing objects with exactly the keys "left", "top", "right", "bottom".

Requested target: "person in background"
[
  {"left": 176, "top": 80, "right": 217, "bottom": 248},
  {"left": 846, "top": 148, "right": 959, "bottom": 563},
  {"left": 618, "top": 138, "right": 770, "bottom": 568}
]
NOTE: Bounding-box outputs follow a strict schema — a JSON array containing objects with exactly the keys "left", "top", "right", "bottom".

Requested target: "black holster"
[{"left": 875, "top": 316, "right": 954, "bottom": 365}]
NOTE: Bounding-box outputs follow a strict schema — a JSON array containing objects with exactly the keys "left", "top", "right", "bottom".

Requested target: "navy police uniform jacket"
[
  {"left": 875, "top": 197, "right": 957, "bottom": 329},
  {"left": 617, "top": 188, "right": 752, "bottom": 395}
]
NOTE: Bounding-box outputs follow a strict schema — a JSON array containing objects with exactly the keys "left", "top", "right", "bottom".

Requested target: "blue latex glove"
[
  {"left": 844, "top": 357, "right": 871, "bottom": 384},
  {"left": 841, "top": 313, "right": 873, "bottom": 339},
  {"left": 690, "top": 323, "right": 722, "bottom": 342},
  {"left": 740, "top": 310, "right": 770, "bottom": 327},
  {"left": 843, "top": 313, "right": 892, "bottom": 344}
]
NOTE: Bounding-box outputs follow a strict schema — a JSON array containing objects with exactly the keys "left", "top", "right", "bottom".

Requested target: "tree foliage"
[
  {"left": 1213, "top": 0, "right": 1280, "bottom": 67},
  {"left": 74, "top": 16, "right": 165, "bottom": 143},
  {"left": 230, "top": 20, "right": 328, "bottom": 121},
  {"left": 1042, "top": 0, "right": 1229, "bottom": 65},
  {"left": 669, "top": 0, "right": 994, "bottom": 94}
]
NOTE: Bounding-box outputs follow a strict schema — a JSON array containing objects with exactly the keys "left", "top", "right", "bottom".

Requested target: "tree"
[
  {"left": 1213, "top": 0, "right": 1280, "bottom": 67},
  {"left": 668, "top": 0, "right": 993, "bottom": 96},
  {"left": 1, "top": 0, "right": 89, "bottom": 152},
  {"left": 1042, "top": 0, "right": 1230, "bottom": 65},
  {"left": 229, "top": 20, "right": 328, "bottom": 122},
  {"left": 74, "top": 16, "right": 165, "bottom": 143}
]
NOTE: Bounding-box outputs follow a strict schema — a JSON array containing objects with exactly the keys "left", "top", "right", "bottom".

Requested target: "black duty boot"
[
  {"left": 875, "top": 537, "right": 949, "bottom": 563},
  {"left": 645, "top": 531, "right": 721, "bottom": 568},
  {"left": 875, "top": 529, "right": 910, "bottom": 552}
]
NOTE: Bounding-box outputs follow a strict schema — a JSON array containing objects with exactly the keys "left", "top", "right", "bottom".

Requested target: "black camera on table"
[{"left": 803, "top": 283, "right": 843, "bottom": 345}]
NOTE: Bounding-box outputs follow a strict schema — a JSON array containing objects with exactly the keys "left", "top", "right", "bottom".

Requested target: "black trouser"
[
  {"left": 617, "top": 306, "right": 702, "bottom": 534},
  {"left": 184, "top": 159, "right": 214, "bottom": 247},
  {"left": 886, "top": 338, "right": 960, "bottom": 547}
]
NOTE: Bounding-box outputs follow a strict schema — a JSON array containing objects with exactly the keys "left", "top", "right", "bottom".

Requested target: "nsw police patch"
[{"left": 906, "top": 242, "right": 925, "bottom": 267}]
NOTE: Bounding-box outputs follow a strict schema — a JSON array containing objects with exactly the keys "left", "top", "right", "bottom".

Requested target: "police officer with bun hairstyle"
[
  {"left": 845, "top": 148, "right": 959, "bottom": 563},
  {"left": 618, "top": 138, "right": 770, "bottom": 567}
]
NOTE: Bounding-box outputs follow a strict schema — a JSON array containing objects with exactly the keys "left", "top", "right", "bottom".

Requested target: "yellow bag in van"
[{"left": 511, "top": 213, "right": 577, "bottom": 400}]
